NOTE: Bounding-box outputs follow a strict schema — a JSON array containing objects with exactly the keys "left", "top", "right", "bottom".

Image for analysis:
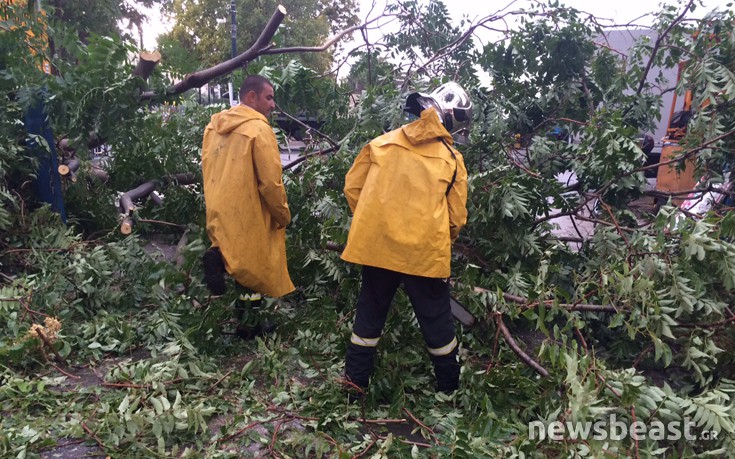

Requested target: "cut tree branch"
[
  {"left": 118, "top": 181, "right": 157, "bottom": 214},
  {"left": 132, "top": 50, "right": 162, "bottom": 81},
  {"left": 58, "top": 158, "right": 80, "bottom": 182},
  {"left": 140, "top": 9, "right": 395, "bottom": 100},
  {"left": 495, "top": 313, "right": 550, "bottom": 377},
  {"left": 117, "top": 172, "right": 197, "bottom": 233},
  {"left": 141, "top": 5, "right": 287, "bottom": 99}
]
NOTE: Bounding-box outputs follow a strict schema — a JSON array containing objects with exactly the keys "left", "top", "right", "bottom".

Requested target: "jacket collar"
[
  {"left": 402, "top": 107, "right": 453, "bottom": 146},
  {"left": 208, "top": 104, "right": 268, "bottom": 134}
]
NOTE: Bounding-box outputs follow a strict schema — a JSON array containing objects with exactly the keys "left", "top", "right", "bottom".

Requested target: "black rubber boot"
[
  {"left": 345, "top": 343, "right": 377, "bottom": 391},
  {"left": 234, "top": 324, "right": 262, "bottom": 340},
  {"left": 234, "top": 320, "right": 277, "bottom": 340},
  {"left": 234, "top": 295, "right": 276, "bottom": 340},
  {"left": 432, "top": 349, "right": 460, "bottom": 394},
  {"left": 202, "top": 247, "right": 226, "bottom": 295}
]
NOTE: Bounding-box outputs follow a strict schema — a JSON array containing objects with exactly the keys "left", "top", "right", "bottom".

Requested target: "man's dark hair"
[{"left": 239, "top": 75, "right": 273, "bottom": 102}]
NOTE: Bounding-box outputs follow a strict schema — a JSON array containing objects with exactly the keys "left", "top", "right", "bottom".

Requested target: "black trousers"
[{"left": 345, "top": 265, "right": 460, "bottom": 392}]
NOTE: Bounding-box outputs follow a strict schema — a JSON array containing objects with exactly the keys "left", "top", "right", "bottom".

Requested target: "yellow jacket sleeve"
[
  {"left": 344, "top": 144, "right": 372, "bottom": 213},
  {"left": 253, "top": 128, "right": 291, "bottom": 229},
  {"left": 448, "top": 153, "right": 468, "bottom": 242}
]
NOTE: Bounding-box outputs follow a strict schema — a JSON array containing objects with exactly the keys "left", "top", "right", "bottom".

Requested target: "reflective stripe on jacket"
[
  {"left": 341, "top": 108, "right": 468, "bottom": 278},
  {"left": 202, "top": 105, "right": 295, "bottom": 297}
]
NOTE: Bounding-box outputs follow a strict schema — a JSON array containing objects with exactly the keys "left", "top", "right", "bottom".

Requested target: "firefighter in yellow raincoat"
[
  {"left": 342, "top": 82, "right": 472, "bottom": 395},
  {"left": 201, "top": 75, "right": 294, "bottom": 337}
]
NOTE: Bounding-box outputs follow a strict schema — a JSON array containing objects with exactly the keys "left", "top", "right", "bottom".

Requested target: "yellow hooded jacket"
[
  {"left": 202, "top": 104, "right": 295, "bottom": 297},
  {"left": 341, "top": 108, "right": 468, "bottom": 278}
]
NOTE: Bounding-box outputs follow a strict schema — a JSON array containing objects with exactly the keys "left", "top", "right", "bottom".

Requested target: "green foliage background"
[{"left": 2, "top": 0, "right": 735, "bottom": 457}]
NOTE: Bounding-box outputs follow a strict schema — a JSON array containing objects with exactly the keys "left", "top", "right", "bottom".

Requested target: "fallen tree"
[{"left": 2, "top": 0, "right": 735, "bottom": 457}]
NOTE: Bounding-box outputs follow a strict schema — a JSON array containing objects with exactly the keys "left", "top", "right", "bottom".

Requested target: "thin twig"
[
  {"left": 674, "top": 314, "right": 735, "bottom": 329},
  {"left": 395, "top": 437, "right": 432, "bottom": 448},
  {"left": 268, "top": 420, "right": 284, "bottom": 457},
  {"left": 632, "top": 344, "right": 654, "bottom": 368},
  {"left": 505, "top": 149, "right": 542, "bottom": 178},
  {"left": 320, "top": 432, "right": 341, "bottom": 454},
  {"left": 17, "top": 292, "right": 47, "bottom": 322},
  {"left": 596, "top": 373, "right": 622, "bottom": 399},
  {"left": 402, "top": 407, "right": 438, "bottom": 445},
  {"left": 48, "top": 361, "right": 80, "bottom": 380},
  {"left": 497, "top": 289, "right": 618, "bottom": 313},
  {"left": 102, "top": 382, "right": 151, "bottom": 389},
  {"left": 276, "top": 104, "right": 339, "bottom": 148},
  {"left": 351, "top": 436, "right": 378, "bottom": 459},
  {"left": 495, "top": 313, "right": 550, "bottom": 377},
  {"left": 282, "top": 146, "right": 339, "bottom": 172},
  {"left": 137, "top": 219, "right": 186, "bottom": 229},
  {"left": 533, "top": 193, "right": 599, "bottom": 229},
  {"left": 82, "top": 421, "right": 108, "bottom": 451},
  {"left": 261, "top": 14, "right": 392, "bottom": 55},
  {"left": 551, "top": 117, "right": 589, "bottom": 126},
  {"left": 218, "top": 416, "right": 289, "bottom": 444},
  {"left": 337, "top": 376, "right": 366, "bottom": 394},
  {"left": 574, "top": 327, "right": 589, "bottom": 353},
  {"left": 598, "top": 199, "right": 631, "bottom": 249},
  {"left": 632, "top": 0, "right": 694, "bottom": 97},
  {"left": 207, "top": 370, "right": 232, "bottom": 392},
  {"left": 643, "top": 183, "right": 734, "bottom": 200},
  {"left": 1, "top": 241, "right": 84, "bottom": 256},
  {"left": 631, "top": 405, "right": 641, "bottom": 459},
  {"left": 360, "top": 418, "right": 407, "bottom": 425}
]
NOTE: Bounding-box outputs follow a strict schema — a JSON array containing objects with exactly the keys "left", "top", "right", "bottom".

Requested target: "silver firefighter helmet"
[{"left": 405, "top": 81, "right": 473, "bottom": 144}]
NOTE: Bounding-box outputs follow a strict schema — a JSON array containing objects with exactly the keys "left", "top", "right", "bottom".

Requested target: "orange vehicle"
[
  {"left": 654, "top": 20, "right": 731, "bottom": 207},
  {"left": 655, "top": 61, "right": 697, "bottom": 206}
]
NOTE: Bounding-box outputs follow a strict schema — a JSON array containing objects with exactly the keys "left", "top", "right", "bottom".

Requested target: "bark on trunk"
[
  {"left": 119, "top": 181, "right": 157, "bottom": 214},
  {"left": 133, "top": 51, "right": 162, "bottom": 81}
]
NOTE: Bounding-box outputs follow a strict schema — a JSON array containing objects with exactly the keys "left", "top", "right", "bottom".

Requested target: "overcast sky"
[
  {"left": 137, "top": 0, "right": 733, "bottom": 54},
  {"left": 356, "top": 0, "right": 733, "bottom": 47}
]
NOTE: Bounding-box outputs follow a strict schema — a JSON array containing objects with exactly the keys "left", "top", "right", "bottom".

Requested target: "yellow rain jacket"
[
  {"left": 202, "top": 105, "right": 295, "bottom": 297},
  {"left": 341, "top": 108, "right": 468, "bottom": 278}
]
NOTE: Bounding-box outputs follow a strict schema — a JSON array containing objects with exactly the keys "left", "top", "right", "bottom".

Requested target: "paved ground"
[
  {"left": 39, "top": 441, "right": 103, "bottom": 459},
  {"left": 546, "top": 175, "right": 658, "bottom": 251}
]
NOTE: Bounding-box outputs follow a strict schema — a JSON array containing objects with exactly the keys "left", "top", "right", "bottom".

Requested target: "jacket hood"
[
  {"left": 208, "top": 105, "right": 267, "bottom": 135},
  {"left": 402, "top": 107, "right": 453, "bottom": 146}
]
